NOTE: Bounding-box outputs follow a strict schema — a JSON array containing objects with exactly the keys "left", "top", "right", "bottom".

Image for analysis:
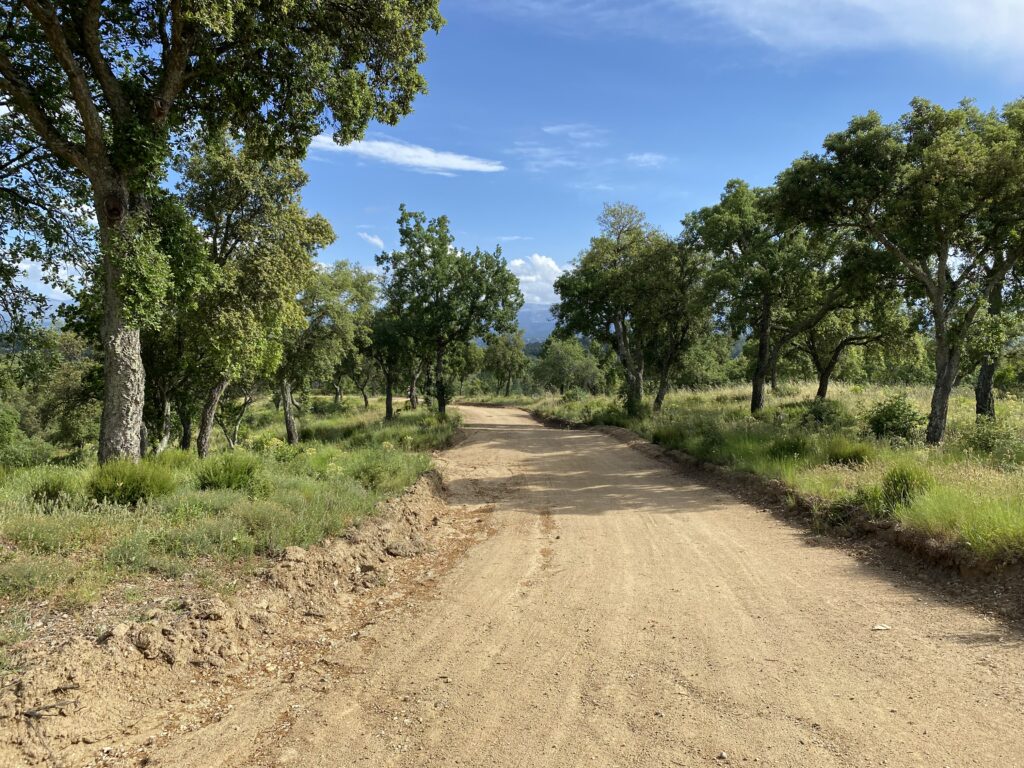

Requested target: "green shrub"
[
  {"left": 561, "top": 387, "right": 587, "bottom": 402},
  {"left": 150, "top": 448, "right": 197, "bottom": 471},
  {"left": 89, "top": 460, "right": 176, "bottom": 505},
  {"left": 245, "top": 435, "right": 303, "bottom": 462},
  {"left": 865, "top": 394, "right": 925, "bottom": 441},
  {"left": 824, "top": 436, "right": 872, "bottom": 466},
  {"left": 880, "top": 463, "right": 933, "bottom": 514},
  {"left": 30, "top": 468, "right": 85, "bottom": 506},
  {"left": 767, "top": 434, "right": 809, "bottom": 460},
  {"left": 195, "top": 452, "right": 271, "bottom": 497},
  {"left": 310, "top": 398, "right": 350, "bottom": 416},
  {"left": 956, "top": 417, "right": 1022, "bottom": 464},
  {"left": 800, "top": 398, "right": 855, "bottom": 429}
]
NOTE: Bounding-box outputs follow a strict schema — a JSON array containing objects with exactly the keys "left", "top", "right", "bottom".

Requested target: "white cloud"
[
  {"left": 311, "top": 135, "right": 505, "bottom": 175},
  {"left": 473, "top": 0, "right": 1024, "bottom": 57},
  {"left": 509, "top": 141, "right": 584, "bottom": 173},
  {"left": 542, "top": 123, "right": 608, "bottom": 145},
  {"left": 509, "top": 253, "right": 565, "bottom": 305},
  {"left": 357, "top": 231, "right": 385, "bottom": 249},
  {"left": 499, "top": 235, "right": 533, "bottom": 242},
  {"left": 626, "top": 152, "right": 669, "bottom": 168}
]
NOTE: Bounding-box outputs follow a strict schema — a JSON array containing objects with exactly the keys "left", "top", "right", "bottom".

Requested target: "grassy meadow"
[
  {"left": 0, "top": 398, "right": 457, "bottom": 613},
  {"left": 528, "top": 383, "right": 1024, "bottom": 564}
]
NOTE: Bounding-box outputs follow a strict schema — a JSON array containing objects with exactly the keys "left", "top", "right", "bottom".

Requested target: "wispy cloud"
[
  {"left": 499, "top": 235, "right": 534, "bottom": 242},
  {"left": 357, "top": 231, "right": 385, "bottom": 249},
  {"left": 311, "top": 135, "right": 505, "bottom": 175},
  {"left": 626, "top": 152, "right": 669, "bottom": 168},
  {"left": 509, "top": 141, "right": 584, "bottom": 173},
  {"left": 469, "top": 0, "right": 1024, "bottom": 58},
  {"left": 509, "top": 253, "right": 565, "bottom": 305},
  {"left": 542, "top": 123, "right": 609, "bottom": 146}
]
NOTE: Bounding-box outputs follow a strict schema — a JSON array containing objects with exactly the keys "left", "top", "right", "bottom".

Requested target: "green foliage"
[
  {"left": 880, "top": 464, "right": 934, "bottom": 515},
  {"left": 555, "top": 203, "right": 712, "bottom": 416},
  {"left": 0, "top": 406, "right": 53, "bottom": 467},
  {"left": 823, "top": 436, "right": 872, "bottom": 466},
  {"left": 195, "top": 452, "right": 272, "bottom": 497},
  {"left": 88, "top": 461, "right": 176, "bottom": 506},
  {"left": 109, "top": 214, "right": 172, "bottom": 330},
  {"left": 376, "top": 206, "right": 523, "bottom": 411},
  {"left": 767, "top": 435, "right": 810, "bottom": 459},
  {"left": 865, "top": 394, "right": 925, "bottom": 441},
  {"left": 956, "top": 417, "right": 1022, "bottom": 465},
  {"left": 0, "top": 398, "right": 451, "bottom": 606},
  {"left": 534, "top": 337, "right": 602, "bottom": 395},
  {"left": 30, "top": 468, "right": 85, "bottom": 507},
  {"left": 800, "top": 398, "right": 855, "bottom": 429}
]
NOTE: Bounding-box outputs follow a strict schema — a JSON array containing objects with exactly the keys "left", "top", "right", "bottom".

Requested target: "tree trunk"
[
  {"left": 197, "top": 377, "right": 229, "bottom": 458},
  {"left": 653, "top": 374, "right": 671, "bottom": 413},
  {"left": 155, "top": 397, "right": 172, "bottom": 454},
  {"left": 815, "top": 363, "right": 837, "bottom": 400},
  {"left": 751, "top": 302, "right": 772, "bottom": 413},
  {"left": 435, "top": 346, "right": 448, "bottom": 415},
  {"left": 975, "top": 285, "right": 1002, "bottom": 419},
  {"left": 177, "top": 403, "right": 193, "bottom": 451},
  {"left": 976, "top": 362, "right": 997, "bottom": 419},
  {"left": 505, "top": 376, "right": 512, "bottom": 398},
  {"left": 385, "top": 374, "right": 395, "bottom": 420},
  {"left": 96, "top": 193, "right": 146, "bottom": 463},
  {"left": 333, "top": 383, "right": 342, "bottom": 405},
  {"left": 360, "top": 387, "right": 369, "bottom": 409},
  {"left": 409, "top": 372, "right": 419, "bottom": 410},
  {"left": 282, "top": 379, "right": 299, "bottom": 444},
  {"left": 926, "top": 342, "right": 961, "bottom": 444}
]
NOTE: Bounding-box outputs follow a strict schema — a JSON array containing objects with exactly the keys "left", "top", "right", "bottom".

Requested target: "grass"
[
  {"left": 531, "top": 383, "right": 1024, "bottom": 564},
  {"left": 0, "top": 398, "right": 459, "bottom": 609}
]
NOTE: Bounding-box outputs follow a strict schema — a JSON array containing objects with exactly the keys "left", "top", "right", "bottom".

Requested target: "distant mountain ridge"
[{"left": 517, "top": 303, "right": 556, "bottom": 342}]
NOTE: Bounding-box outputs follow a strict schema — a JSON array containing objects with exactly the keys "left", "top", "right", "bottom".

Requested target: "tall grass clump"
[
  {"left": 89, "top": 460, "right": 176, "bottom": 506},
  {"left": 195, "top": 451, "right": 271, "bottom": 497},
  {"left": 880, "top": 462, "right": 933, "bottom": 515}
]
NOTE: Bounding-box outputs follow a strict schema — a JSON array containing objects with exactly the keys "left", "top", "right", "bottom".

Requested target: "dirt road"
[{"left": 155, "top": 406, "right": 1024, "bottom": 767}]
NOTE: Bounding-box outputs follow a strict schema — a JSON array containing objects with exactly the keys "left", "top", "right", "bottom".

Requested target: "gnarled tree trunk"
[
  {"left": 384, "top": 375, "right": 395, "bottom": 420},
  {"left": 197, "top": 377, "right": 229, "bottom": 458},
  {"left": 96, "top": 187, "right": 146, "bottom": 463},
  {"left": 282, "top": 379, "right": 299, "bottom": 444},
  {"left": 926, "top": 342, "right": 961, "bottom": 445},
  {"left": 435, "top": 346, "right": 448, "bottom": 415},
  {"left": 750, "top": 299, "right": 772, "bottom": 413},
  {"left": 975, "top": 285, "right": 1002, "bottom": 419},
  {"left": 177, "top": 402, "right": 193, "bottom": 451}
]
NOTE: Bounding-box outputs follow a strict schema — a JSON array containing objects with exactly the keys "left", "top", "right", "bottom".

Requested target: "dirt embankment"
[{"left": 0, "top": 469, "right": 495, "bottom": 767}]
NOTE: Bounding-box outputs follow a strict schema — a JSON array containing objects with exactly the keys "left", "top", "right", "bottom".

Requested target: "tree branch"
[
  {"left": 81, "top": 0, "right": 129, "bottom": 121},
  {"left": 864, "top": 220, "right": 940, "bottom": 301},
  {"left": 21, "top": 0, "right": 107, "bottom": 162},
  {"left": 0, "top": 53, "right": 88, "bottom": 171},
  {"left": 152, "top": 0, "right": 190, "bottom": 123}
]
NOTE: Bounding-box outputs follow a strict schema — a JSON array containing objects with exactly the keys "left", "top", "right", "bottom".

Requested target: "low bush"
[
  {"left": 30, "top": 468, "right": 85, "bottom": 506},
  {"left": 823, "top": 436, "right": 872, "bottom": 466},
  {"left": 89, "top": 460, "right": 176, "bottom": 506},
  {"left": 767, "top": 434, "right": 809, "bottom": 460},
  {"left": 310, "top": 398, "right": 351, "bottom": 416},
  {"left": 800, "top": 398, "right": 855, "bottom": 430},
  {"left": 956, "top": 417, "right": 1022, "bottom": 465},
  {"left": 880, "top": 463, "right": 933, "bottom": 514},
  {"left": 865, "top": 394, "right": 925, "bottom": 441},
  {"left": 195, "top": 452, "right": 271, "bottom": 497}
]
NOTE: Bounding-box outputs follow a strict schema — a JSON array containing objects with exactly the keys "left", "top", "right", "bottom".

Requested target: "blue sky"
[{"left": 303, "top": 1, "right": 1024, "bottom": 307}]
